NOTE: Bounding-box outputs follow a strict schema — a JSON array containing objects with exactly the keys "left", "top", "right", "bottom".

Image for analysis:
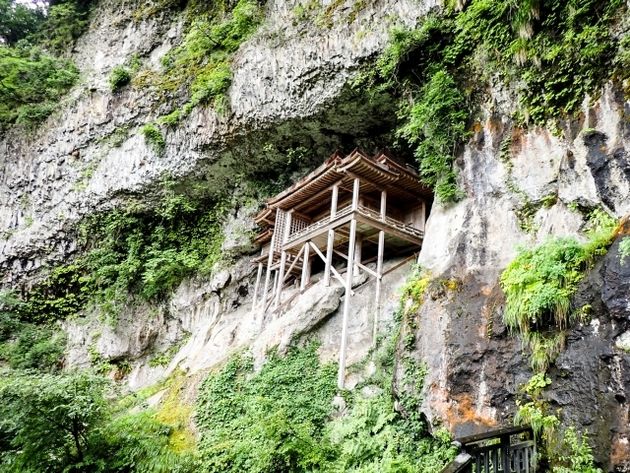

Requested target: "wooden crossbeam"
[
  {"left": 309, "top": 242, "right": 352, "bottom": 294},
  {"left": 332, "top": 249, "right": 379, "bottom": 279},
  {"left": 283, "top": 245, "right": 304, "bottom": 283}
]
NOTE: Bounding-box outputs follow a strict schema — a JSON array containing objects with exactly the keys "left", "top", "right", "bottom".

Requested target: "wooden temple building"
[{"left": 251, "top": 150, "right": 432, "bottom": 387}]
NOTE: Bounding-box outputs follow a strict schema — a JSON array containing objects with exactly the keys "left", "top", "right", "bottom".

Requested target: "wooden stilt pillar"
[
  {"left": 274, "top": 211, "right": 292, "bottom": 308},
  {"left": 353, "top": 236, "right": 362, "bottom": 276},
  {"left": 300, "top": 242, "right": 311, "bottom": 291},
  {"left": 261, "top": 241, "right": 275, "bottom": 312},
  {"left": 272, "top": 270, "right": 278, "bottom": 296},
  {"left": 324, "top": 184, "right": 339, "bottom": 287},
  {"left": 252, "top": 258, "right": 263, "bottom": 310},
  {"left": 338, "top": 178, "right": 360, "bottom": 389},
  {"left": 351, "top": 178, "right": 360, "bottom": 211},
  {"left": 373, "top": 230, "right": 385, "bottom": 345},
  {"left": 373, "top": 190, "right": 387, "bottom": 344},
  {"left": 338, "top": 217, "right": 357, "bottom": 389},
  {"left": 380, "top": 190, "right": 387, "bottom": 222},
  {"left": 274, "top": 254, "right": 286, "bottom": 308}
]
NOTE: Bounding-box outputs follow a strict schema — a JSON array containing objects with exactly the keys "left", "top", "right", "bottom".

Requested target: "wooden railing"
[
  {"left": 441, "top": 426, "right": 536, "bottom": 473},
  {"left": 286, "top": 205, "right": 353, "bottom": 244},
  {"left": 285, "top": 204, "right": 423, "bottom": 246},
  {"left": 356, "top": 204, "right": 424, "bottom": 239}
]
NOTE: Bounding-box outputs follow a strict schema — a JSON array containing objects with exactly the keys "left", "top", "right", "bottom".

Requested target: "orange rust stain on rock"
[
  {"left": 610, "top": 435, "right": 630, "bottom": 468},
  {"left": 445, "top": 394, "right": 497, "bottom": 429},
  {"left": 616, "top": 215, "right": 630, "bottom": 237},
  {"left": 485, "top": 117, "right": 504, "bottom": 136},
  {"left": 480, "top": 285, "right": 493, "bottom": 296}
]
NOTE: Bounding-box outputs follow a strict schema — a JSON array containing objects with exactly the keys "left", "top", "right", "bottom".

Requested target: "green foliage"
[
  {"left": 618, "top": 236, "right": 630, "bottom": 264},
  {"left": 0, "top": 370, "right": 194, "bottom": 472},
  {"left": 397, "top": 69, "right": 467, "bottom": 202},
  {"left": 142, "top": 123, "right": 166, "bottom": 154},
  {"left": 33, "top": 1, "right": 91, "bottom": 55},
  {"left": 0, "top": 370, "right": 109, "bottom": 470},
  {"left": 0, "top": 0, "right": 44, "bottom": 44},
  {"left": 515, "top": 374, "right": 602, "bottom": 471},
  {"left": 353, "top": 0, "right": 626, "bottom": 200},
  {"left": 152, "top": 0, "right": 264, "bottom": 120},
  {"left": 0, "top": 293, "right": 66, "bottom": 371},
  {"left": 514, "top": 372, "right": 559, "bottom": 459},
  {"left": 78, "top": 189, "right": 228, "bottom": 307},
  {"left": 0, "top": 321, "right": 66, "bottom": 371},
  {"left": 195, "top": 343, "right": 338, "bottom": 471},
  {"left": 0, "top": 45, "right": 79, "bottom": 129},
  {"left": 109, "top": 65, "right": 132, "bottom": 91},
  {"left": 447, "top": 0, "right": 627, "bottom": 122},
  {"left": 552, "top": 427, "right": 602, "bottom": 473},
  {"left": 500, "top": 210, "right": 617, "bottom": 370},
  {"left": 2, "top": 186, "right": 229, "bottom": 327},
  {"left": 0, "top": 1, "right": 93, "bottom": 131},
  {"left": 149, "top": 337, "right": 189, "bottom": 367},
  {"left": 326, "top": 394, "right": 455, "bottom": 473},
  {"left": 195, "top": 340, "right": 455, "bottom": 472},
  {"left": 501, "top": 237, "right": 586, "bottom": 334},
  {"left": 3, "top": 263, "right": 89, "bottom": 324}
]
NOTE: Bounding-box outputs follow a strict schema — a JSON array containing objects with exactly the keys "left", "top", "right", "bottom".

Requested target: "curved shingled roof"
[{"left": 254, "top": 150, "right": 432, "bottom": 227}]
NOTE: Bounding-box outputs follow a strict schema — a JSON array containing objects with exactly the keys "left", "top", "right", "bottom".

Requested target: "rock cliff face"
[
  {"left": 414, "top": 86, "right": 630, "bottom": 470},
  {"left": 1, "top": 0, "right": 630, "bottom": 471},
  {"left": 0, "top": 0, "right": 433, "bottom": 283}
]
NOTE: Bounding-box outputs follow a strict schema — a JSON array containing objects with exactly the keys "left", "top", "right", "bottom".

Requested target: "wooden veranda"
[{"left": 251, "top": 150, "right": 432, "bottom": 388}]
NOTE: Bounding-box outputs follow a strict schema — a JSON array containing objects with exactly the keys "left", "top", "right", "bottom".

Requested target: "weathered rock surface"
[
  {"left": 2, "top": 0, "right": 630, "bottom": 471},
  {"left": 0, "top": 0, "right": 434, "bottom": 284},
  {"left": 415, "top": 86, "right": 630, "bottom": 471}
]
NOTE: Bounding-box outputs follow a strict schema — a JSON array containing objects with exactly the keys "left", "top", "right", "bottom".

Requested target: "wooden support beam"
[
  {"left": 332, "top": 249, "right": 379, "bottom": 279},
  {"left": 309, "top": 242, "right": 351, "bottom": 293},
  {"left": 274, "top": 211, "right": 293, "bottom": 308},
  {"left": 354, "top": 213, "right": 422, "bottom": 246},
  {"left": 283, "top": 245, "right": 305, "bottom": 283},
  {"left": 252, "top": 261, "right": 263, "bottom": 310},
  {"left": 300, "top": 242, "right": 311, "bottom": 291},
  {"left": 338, "top": 217, "right": 357, "bottom": 389},
  {"left": 373, "top": 229, "right": 385, "bottom": 346},
  {"left": 324, "top": 184, "right": 339, "bottom": 286},
  {"left": 351, "top": 177, "right": 360, "bottom": 210},
  {"left": 380, "top": 190, "right": 387, "bottom": 220}
]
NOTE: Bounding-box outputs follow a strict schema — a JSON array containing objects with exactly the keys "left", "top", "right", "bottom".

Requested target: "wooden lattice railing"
[{"left": 441, "top": 426, "right": 536, "bottom": 473}]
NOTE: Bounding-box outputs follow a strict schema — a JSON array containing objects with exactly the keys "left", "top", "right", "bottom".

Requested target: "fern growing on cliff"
[
  {"left": 500, "top": 210, "right": 617, "bottom": 371},
  {"left": 397, "top": 69, "right": 468, "bottom": 203}
]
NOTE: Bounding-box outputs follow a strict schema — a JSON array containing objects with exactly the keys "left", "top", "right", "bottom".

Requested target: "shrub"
[
  {"left": 195, "top": 335, "right": 456, "bottom": 472},
  {"left": 195, "top": 343, "right": 338, "bottom": 471},
  {"left": 0, "top": 370, "right": 194, "bottom": 472},
  {"left": 0, "top": 45, "right": 79, "bottom": 129},
  {"left": 0, "top": 322, "right": 66, "bottom": 371},
  {"left": 152, "top": 0, "right": 263, "bottom": 116},
  {"left": 552, "top": 427, "right": 602, "bottom": 473},
  {"left": 0, "top": 1, "right": 45, "bottom": 44},
  {"left": 109, "top": 65, "right": 132, "bottom": 91},
  {"left": 397, "top": 69, "right": 468, "bottom": 203},
  {"left": 501, "top": 210, "right": 617, "bottom": 370},
  {"left": 141, "top": 123, "right": 166, "bottom": 153}
]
